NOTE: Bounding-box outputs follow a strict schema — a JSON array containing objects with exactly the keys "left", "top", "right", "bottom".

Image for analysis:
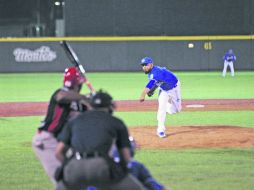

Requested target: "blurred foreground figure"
[
  {"left": 55, "top": 90, "right": 145, "bottom": 190},
  {"left": 32, "top": 67, "right": 90, "bottom": 186}
]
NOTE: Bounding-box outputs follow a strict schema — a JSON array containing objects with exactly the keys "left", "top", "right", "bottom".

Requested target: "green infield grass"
[
  {"left": 0, "top": 71, "right": 254, "bottom": 190},
  {"left": 116, "top": 111, "right": 254, "bottom": 128}
]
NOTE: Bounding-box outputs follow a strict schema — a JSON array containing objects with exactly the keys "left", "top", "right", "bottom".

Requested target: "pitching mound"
[{"left": 129, "top": 126, "right": 254, "bottom": 149}]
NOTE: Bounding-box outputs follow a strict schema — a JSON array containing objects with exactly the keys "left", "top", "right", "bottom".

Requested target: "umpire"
[{"left": 55, "top": 90, "right": 145, "bottom": 190}]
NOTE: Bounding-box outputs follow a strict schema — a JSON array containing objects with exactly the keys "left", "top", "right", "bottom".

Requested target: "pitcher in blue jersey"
[{"left": 139, "top": 57, "right": 182, "bottom": 138}]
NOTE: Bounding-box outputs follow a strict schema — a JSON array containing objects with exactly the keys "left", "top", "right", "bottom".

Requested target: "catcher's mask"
[
  {"left": 91, "top": 90, "right": 116, "bottom": 113},
  {"left": 63, "top": 67, "right": 84, "bottom": 88}
]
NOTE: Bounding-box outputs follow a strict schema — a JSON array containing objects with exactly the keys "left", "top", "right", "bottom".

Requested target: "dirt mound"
[
  {"left": 1, "top": 100, "right": 254, "bottom": 149},
  {"left": 129, "top": 126, "right": 254, "bottom": 149}
]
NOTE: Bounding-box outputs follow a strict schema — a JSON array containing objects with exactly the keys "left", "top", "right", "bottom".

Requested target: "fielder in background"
[
  {"left": 222, "top": 49, "right": 236, "bottom": 77},
  {"left": 139, "top": 57, "right": 182, "bottom": 138},
  {"left": 32, "top": 67, "right": 91, "bottom": 187}
]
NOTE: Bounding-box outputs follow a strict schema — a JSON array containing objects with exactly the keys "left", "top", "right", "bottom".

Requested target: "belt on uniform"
[
  {"left": 163, "top": 84, "right": 177, "bottom": 91},
  {"left": 75, "top": 151, "right": 103, "bottom": 160}
]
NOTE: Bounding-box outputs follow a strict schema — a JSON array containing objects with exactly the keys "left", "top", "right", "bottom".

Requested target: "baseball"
[{"left": 188, "top": 43, "right": 194, "bottom": 48}]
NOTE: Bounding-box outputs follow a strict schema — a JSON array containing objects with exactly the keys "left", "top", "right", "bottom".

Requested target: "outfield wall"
[{"left": 0, "top": 37, "right": 253, "bottom": 73}]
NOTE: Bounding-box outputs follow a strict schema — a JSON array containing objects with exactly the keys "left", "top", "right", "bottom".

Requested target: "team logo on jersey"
[{"left": 149, "top": 74, "right": 154, "bottom": 80}]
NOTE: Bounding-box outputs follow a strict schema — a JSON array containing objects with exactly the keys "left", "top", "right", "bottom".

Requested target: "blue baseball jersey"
[
  {"left": 146, "top": 65, "right": 178, "bottom": 91},
  {"left": 223, "top": 53, "right": 236, "bottom": 62}
]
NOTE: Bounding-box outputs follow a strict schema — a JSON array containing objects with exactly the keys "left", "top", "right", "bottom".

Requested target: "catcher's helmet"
[{"left": 63, "top": 67, "right": 84, "bottom": 88}]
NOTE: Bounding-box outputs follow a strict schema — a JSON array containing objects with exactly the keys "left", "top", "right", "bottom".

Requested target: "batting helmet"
[{"left": 63, "top": 67, "right": 84, "bottom": 88}]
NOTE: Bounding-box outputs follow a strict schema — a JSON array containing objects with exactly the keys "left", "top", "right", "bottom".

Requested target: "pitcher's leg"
[
  {"left": 167, "top": 82, "right": 182, "bottom": 114},
  {"left": 172, "top": 82, "right": 182, "bottom": 113},
  {"left": 157, "top": 91, "right": 169, "bottom": 133}
]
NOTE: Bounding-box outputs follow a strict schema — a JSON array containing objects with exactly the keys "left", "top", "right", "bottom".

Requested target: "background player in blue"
[
  {"left": 139, "top": 57, "right": 182, "bottom": 138},
  {"left": 222, "top": 49, "right": 236, "bottom": 77}
]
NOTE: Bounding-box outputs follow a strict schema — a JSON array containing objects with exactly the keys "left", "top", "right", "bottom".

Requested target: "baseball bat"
[{"left": 60, "top": 40, "right": 95, "bottom": 94}]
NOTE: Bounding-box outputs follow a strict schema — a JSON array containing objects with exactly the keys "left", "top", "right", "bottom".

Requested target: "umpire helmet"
[
  {"left": 91, "top": 90, "right": 116, "bottom": 112},
  {"left": 63, "top": 67, "right": 84, "bottom": 88}
]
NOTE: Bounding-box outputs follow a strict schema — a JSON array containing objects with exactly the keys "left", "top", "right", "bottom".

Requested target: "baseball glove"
[{"left": 147, "top": 85, "right": 158, "bottom": 97}]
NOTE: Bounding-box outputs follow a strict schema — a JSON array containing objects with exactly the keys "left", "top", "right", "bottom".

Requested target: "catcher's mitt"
[{"left": 147, "top": 85, "right": 158, "bottom": 97}]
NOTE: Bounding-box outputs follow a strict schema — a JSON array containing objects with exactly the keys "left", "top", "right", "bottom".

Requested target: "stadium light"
[{"left": 55, "top": 1, "right": 61, "bottom": 6}]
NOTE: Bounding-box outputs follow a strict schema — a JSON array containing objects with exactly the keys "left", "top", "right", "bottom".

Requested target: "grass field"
[{"left": 0, "top": 71, "right": 254, "bottom": 190}]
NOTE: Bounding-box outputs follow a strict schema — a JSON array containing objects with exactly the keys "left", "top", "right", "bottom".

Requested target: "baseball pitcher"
[{"left": 139, "top": 57, "right": 182, "bottom": 138}]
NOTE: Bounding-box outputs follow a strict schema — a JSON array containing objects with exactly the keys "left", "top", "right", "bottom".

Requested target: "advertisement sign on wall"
[{"left": 13, "top": 46, "right": 57, "bottom": 62}]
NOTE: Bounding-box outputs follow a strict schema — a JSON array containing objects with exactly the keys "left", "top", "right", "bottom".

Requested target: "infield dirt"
[{"left": 1, "top": 99, "right": 254, "bottom": 149}]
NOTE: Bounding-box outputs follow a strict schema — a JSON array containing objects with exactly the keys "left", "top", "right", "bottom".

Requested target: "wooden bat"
[{"left": 60, "top": 40, "right": 95, "bottom": 94}]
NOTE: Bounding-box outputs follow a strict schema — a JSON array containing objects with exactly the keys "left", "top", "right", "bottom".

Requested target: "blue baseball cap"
[{"left": 140, "top": 57, "right": 153, "bottom": 65}]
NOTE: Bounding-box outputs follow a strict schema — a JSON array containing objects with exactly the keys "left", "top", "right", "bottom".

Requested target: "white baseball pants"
[
  {"left": 222, "top": 61, "right": 234, "bottom": 77},
  {"left": 157, "top": 81, "right": 182, "bottom": 133}
]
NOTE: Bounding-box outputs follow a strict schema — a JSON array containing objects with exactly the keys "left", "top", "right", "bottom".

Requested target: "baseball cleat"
[{"left": 157, "top": 132, "right": 166, "bottom": 138}]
